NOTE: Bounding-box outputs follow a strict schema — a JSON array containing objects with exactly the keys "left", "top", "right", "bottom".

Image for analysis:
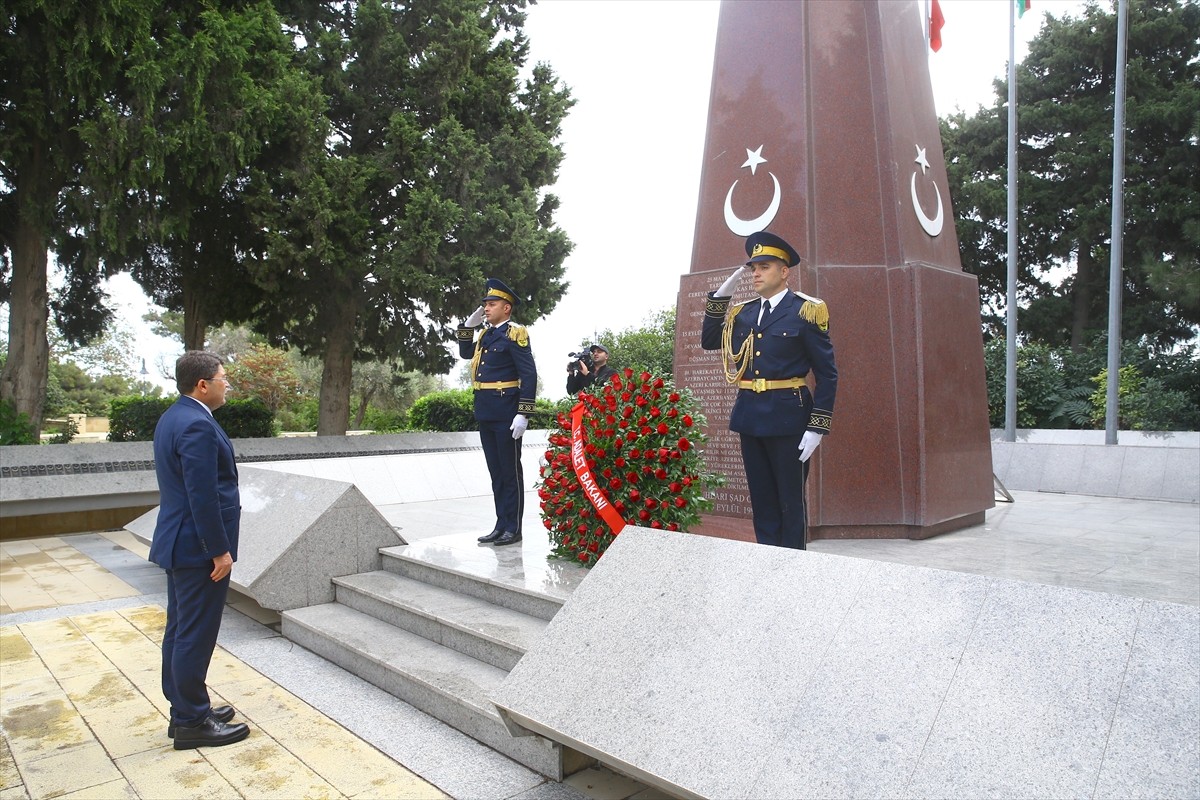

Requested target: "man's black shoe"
[
  {"left": 492, "top": 531, "right": 522, "bottom": 546},
  {"left": 172, "top": 715, "right": 250, "bottom": 750},
  {"left": 477, "top": 529, "right": 504, "bottom": 543},
  {"left": 168, "top": 705, "right": 234, "bottom": 738}
]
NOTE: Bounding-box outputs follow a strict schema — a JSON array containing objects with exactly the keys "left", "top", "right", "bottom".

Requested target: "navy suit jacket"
[
  {"left": 149, "top": 397, "right": 241, "bottom": 570},
  {"left": 701, "top": 291, "right": 838, "bottom": 438},
  {"left": 458, "top": 320, "right": 538, "bottom": 422}
]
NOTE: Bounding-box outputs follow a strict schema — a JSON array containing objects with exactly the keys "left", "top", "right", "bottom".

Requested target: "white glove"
[
  {"left": 714, "top": 264, "right": 748, "bottom": 298},
  {"left": 464, "top": 306, "right": 485, "bottom": 327},
  {"left": 509, "top": 414, "right": 528, "bottom": 439},
  {"left": 798, "top": 431, "right": 822, "bottom": 462}
]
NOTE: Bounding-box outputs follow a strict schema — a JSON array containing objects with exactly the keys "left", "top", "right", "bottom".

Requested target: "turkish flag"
[{"left": 929, "top": 0, "right": 945, "bottom": 52}]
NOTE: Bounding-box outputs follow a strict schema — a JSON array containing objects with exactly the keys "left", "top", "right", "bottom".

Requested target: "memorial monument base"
[{"left": 692, "top": 510, "right": 988, "bottom": 542}]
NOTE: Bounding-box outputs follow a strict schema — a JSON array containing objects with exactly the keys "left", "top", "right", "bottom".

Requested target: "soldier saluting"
[
  {"left": 457, "top": 278, "right": 537, "bottom": 547},
  {"left": 700, "top": 231, "right": 838, "bottom": 550}
]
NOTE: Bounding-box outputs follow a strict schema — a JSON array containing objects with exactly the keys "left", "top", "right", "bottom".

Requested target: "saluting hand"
[
  {"left": 715, "top": 263, "right": 749, "bottom": 298},
  {"left": 465, "top": 306, "right": 485, "bottom": 327}
]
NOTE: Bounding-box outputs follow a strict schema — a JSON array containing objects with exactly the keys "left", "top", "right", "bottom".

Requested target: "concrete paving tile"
[
  {"left": 72, "top": 574, "right": 140, "bottom": 600},
  {"left": 83, "top": 698, "right": 169, "bottom": 759},
  {"left": 13, "top": 742, "right": 122, "bottom": 799},
  {"left": 116, "top": 746, "right": 239, "bottom": 799},
  {"left": 207, "top": 646, "right": 270, "bottom": 685},
  {"left": 254, "top": 711, "right": 445, "bottom": 798},
  {"left": 0, "top": 738, "right": 18, "bottom": 791},
  {"left": 0, "top": 603, "right": 12, "bottom": 615},
  {"left": 59, "top": 670, "right": 146, "bottom": 715},
  {"left": 0, "top": 636, "right": 45, "bottom": 684},
  {"left": 509, "top": 780, "right": 592, "bottom": 800},
  {"left": 9, "top": 553, "right": 53, "bottom": 569},
  {"left": 564, "top": 766, "right": 646, "bottom": 800},
  {"left": 16, "top": 617, "right": 82, "bottom": 650},
  {"left": 0, "top": 673, "right": 60, "bottom": 704},
  {"left": 0, "top": 577, "right": 57, "bottom": 613},
  {"left": 201, "top": 736, "right": 345, "bottom": 799},
  {"left": 1, "top": 694, "right": 96, "bottom": 761},
  {"left": 57, "top": 778, "right": 139, "bottom": 799},
  {"left": 33, "top": 641, "right": 116, "bottom": 681},
  {"left": 0, "top": 784, "right": 29, "bottom": 799},
  {"left": 0, "top": 542, "right": 41, "bottom": 558},
  {"left": 215, "top": 676, "right": 314, "bottom": 724}
]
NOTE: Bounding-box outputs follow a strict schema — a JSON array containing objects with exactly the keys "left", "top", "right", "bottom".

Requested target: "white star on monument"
[
  {"left": 741, "top": 145, "right": 767, "bottom": 176},
  {"left": 914, "top": 145, "right": 931, "bottom": 175}
]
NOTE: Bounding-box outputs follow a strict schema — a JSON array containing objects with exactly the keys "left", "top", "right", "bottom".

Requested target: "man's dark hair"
[{"left": 175, "top": 351, "right": 223, "bottom": 395}]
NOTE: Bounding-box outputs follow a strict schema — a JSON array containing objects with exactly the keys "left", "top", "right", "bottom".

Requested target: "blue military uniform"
[
  {"left": 456, "top": 279, "right": 537, "bottom": 543},
  {"left": 700, "top": 231, "right": 838, "bottom": 549}
]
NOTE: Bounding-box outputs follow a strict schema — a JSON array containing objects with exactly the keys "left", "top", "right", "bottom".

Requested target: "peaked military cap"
[
  {"left": 745, "top": 231, "right": 801, "bottom": 268},
  {"left": 481, "top": 278, "right": 519, "bottom": 306}
]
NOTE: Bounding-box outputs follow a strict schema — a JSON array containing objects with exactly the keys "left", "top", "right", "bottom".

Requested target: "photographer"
[{"left": 566, "top": 343, "right": 617, "bottom": 395}]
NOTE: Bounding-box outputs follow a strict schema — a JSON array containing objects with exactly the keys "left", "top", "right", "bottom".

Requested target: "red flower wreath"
[{"left": 537, "top": 368, "right": 721, "bottom": 567}]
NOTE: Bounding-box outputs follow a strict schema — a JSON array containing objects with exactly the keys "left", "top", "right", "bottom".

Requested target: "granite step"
[
  {"left": 281, "top": 602, "right": 585, "bottom": 779},
  {"left": 379, "top": 545, "right": 566, "bottom": 622},
  {"left": 332, "top": 570, "right": 548, "bottom": 671}
]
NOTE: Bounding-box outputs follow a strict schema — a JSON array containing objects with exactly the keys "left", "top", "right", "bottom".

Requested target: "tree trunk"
[
  {"left": 1070, "top": 244, "right": 1095, "bottom": 351},
  {"left": 352, "top": 386, "right": 375, "bottom": 430},
  {"left": 318, "top": 312, "right": 355, "bottom": 436},
  {"left": 1, "top": 157, "right": 52, "bottom": 435},
  {"left": 182, "top": 282, "right": 207, "bottom": 351}
]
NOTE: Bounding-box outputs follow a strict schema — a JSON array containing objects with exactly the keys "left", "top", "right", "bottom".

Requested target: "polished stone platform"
[{"left": 491, "top": 528, "right": 1199, "bottom": 800}]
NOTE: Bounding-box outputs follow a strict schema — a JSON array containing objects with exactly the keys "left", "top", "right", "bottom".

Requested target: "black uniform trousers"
[
  {"left": 739, "top": 432, "right": 811, "bottom": 549},
  {"left": 479, "top": 420, "right": 524, "bottom": 534},
  {"left": 162, "top": 567, "right": 231, "bottom": 726}
]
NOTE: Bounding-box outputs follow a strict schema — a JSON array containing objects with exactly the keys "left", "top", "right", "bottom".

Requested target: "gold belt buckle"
[{"left": 752, "top": 378, "right": 767, "bottom": 393}]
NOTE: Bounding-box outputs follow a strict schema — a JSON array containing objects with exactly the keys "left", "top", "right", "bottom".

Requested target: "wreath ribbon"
[{"left": 570, "top": 402, "right": 626, "bottom": 534}]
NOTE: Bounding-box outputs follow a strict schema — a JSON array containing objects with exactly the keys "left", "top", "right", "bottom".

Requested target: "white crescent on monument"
[
  {"left": 724, "top": 173, "right": 781, "bottom": 236},
  {"left": 910, "top": 144, "right": 943, "bottom": 237}
]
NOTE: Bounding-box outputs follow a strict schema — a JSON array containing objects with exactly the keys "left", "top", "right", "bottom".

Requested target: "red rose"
[
  {"left": 580, "top": 509, "right": 591, "bottom": 518},
  {"left": 579, "top": 552, "right": 590, "bottom": 562},
  {"left": 638, "top": 509, "right": 650, "bottom": 521},
  {"left": 654, "top": 468, "right": 667, "bottom": 479},
  {"left": 669, "top": 482, "right": 682, "bottom": 493},
  {"left": 626, "top": 431, "right": 637, "bottom": 441},
  {"left": 635, "top": 395, "right": 648, "bottom": 407},
  {"left": 653, "top": 378, "right": 664, "bottom": 389},
  {"left": 667, "top": 408, "right": 678, "bottom": 418},
  {"left": 640, "top": 427, "right": 653, "bottom": 436},
  {"left": 609, "top": 478, "right": 623, "bottom": 490},
  {"left": 623, "top": 368, "right": 634, "bottom": 378},
  {"left": 588, "top": 542, "right": 599, "bottom": 553},
  {"left": 629, "top": 489, "right": 641, "bottom": 501},
  {"left": 682, "top": 476, "right": 693, "bottom": 486},
  {"left": 657, "top": 423, "right": 669, "bottom": 434},
  {"left": 674, "top": 496, "right": 687, "bottom": 508},
  {"left": 682, "top": 415, "right": 694, "bottom": 427},
  {"left": 615, "top": 457, "right": 626, "bottom": 467},
  {"left": 619, "top": 420, "right": 630, "bottom": 429},
  {"left": 605, "top": 414, "right": 615, "bottom": 424},
  {"left": 629, "top": 448, "right": 641, "bottom": 458},
  {"left": 645, "top": 497, "right": 658, "bottom": 509},
  {"left": 678, "top": 438, "right": 691, "bottom": 451},
  {"left": 640, "top": 371, "right": 651, "bottom": 382},
  {"left": 667, "top": 522, "right": 679, "bottom": 531},
  {"left": 622, "top": 406, "right": 634, "bottom": 418},
  {"left": 577, "top": 523, "right": 587, "bottom": 533},
  {"left": 649, "top": 407, "right": 661, "bottom": 418},
  {"left": 543, "top": 519, "right": 553, "bottom": 529},
  {"left": 669, "top": 392, "right": 680, "bottom": 402},
  {"left": 650, "top": 520, "right": 663, "bottom": 529}
]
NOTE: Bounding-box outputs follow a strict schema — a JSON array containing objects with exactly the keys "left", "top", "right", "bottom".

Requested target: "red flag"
[{"left": 929, "top": 0, "right": 945, "bottom": 52}]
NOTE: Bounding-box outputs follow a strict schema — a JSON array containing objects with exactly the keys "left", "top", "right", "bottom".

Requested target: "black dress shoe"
[
  {"left": 492, "top": 530, "right": 522, "bottom": 546},
  {"left": 172, "top": 715, "right": 250, "bottom": 750},
  {"left": 477, "top": 529, "right": 504, "bottom": 543},
  {"left": 168, "top": 705, "right": 234, "bottom": 738}
]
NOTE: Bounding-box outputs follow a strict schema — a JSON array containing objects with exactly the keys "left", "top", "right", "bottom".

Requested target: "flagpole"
[
  {"left": 1105, "top": 0, "right": 1128, "bottom": 444},
  {"left": 1004, "top": 0, "right": 1018, "bottom": 442}
]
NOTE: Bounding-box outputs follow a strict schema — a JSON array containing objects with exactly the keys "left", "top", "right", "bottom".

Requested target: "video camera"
[{"left": 567, "top": 349, "right": 594, "bottom": 373}]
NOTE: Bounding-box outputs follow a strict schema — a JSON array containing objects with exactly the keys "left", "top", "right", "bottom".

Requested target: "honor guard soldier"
[
  {"left": 700, "top": 231, "right": 838, "bottom": 549},
  {"left": 457, "top": 278, "right": 538, "bottom": 546}
]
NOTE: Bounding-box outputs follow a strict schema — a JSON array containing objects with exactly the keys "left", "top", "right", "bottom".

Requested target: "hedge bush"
[
  {"left": 0, "top": 398, "right": 37, "bottom": 445},
  {"left": 108, "top": 396, "right": 274, "bottom": 441},
  {"left": 406, "top": 390, "right": 563, "bottom": 432}
]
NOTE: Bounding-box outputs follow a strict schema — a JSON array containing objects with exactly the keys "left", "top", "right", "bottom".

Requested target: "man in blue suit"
[
  {"left": 456, "top": 278, "right": 538, "bottom": 547},
  {"left": 701, "top": 231, "right": 838, "bottom": 549},
  {"left": 150, "top": 351, "right": 249, "bottom": 749}
]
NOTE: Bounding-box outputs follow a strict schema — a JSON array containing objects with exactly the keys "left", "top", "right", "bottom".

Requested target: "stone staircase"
[{"left": 280, "top": 544, "right": 591, "bottom": 780}]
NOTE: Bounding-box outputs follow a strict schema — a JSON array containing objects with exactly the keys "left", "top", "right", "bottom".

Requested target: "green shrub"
[
  {"left": 109, "top": 396, "right": 275, "bottom": 440},
  {"left": 214, "top": 399, "right": 275, "bottom": 438},
  {"left": 407, "top": 390, "right": 476, "bottom": 431},
  {"left": 362, "top": 406, "right": 408, "bottom": 433},
  {"left": 108, "top": 397, "right": 174, "bottom": 441},
  {"left": 0, "top": 398, "right": 37, "bottom": 445}
]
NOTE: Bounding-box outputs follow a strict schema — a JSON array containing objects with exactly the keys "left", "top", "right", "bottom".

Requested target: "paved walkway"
[{"left": 2, "top": 490, "right": 1197, "bottom": 799}]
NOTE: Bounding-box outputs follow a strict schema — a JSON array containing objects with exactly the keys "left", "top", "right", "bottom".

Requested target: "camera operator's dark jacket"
[{"left": 567, "top": 363, "right": 618, "bottom": 395}]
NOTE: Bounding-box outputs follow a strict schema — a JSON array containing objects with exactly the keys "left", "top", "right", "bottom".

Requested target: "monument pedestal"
[{"left": 674, "top": 0, "right": 994, "bottom": 539}]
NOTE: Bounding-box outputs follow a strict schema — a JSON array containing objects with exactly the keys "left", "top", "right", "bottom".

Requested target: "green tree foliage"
[
  {"left": 252, "top": 0, "right": 574, "bottom": 435},
  {"left": 592, "top": 308, "right": 676, "bottom": 380},
  {"left": 0, "top": 397, "right": 36, "bottom": 445},
  {"left": 1, "top": 0, "right": 163, "bottom": 431},
  {"left": 982, "top": 337, "right": 1199, "bottom": 430},
  {"left": 942, "top": 0, "right": 1200, "bottom": 348}
]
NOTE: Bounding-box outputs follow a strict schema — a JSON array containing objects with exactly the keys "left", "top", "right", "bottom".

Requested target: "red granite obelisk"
[{"left": 674, "top": 0, "right": 994, "bottom": 539}]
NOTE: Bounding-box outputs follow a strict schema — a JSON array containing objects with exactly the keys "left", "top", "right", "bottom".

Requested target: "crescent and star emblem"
[
  {"left": 724, "top": 144, "right": 781, "bottom": 236},
  {"left": 910, "top": 144, "right": 944, "bottom": 237}
]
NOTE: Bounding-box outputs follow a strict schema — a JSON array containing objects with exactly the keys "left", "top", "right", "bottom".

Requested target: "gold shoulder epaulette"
[
  {"left": 507, "top": 324, "right": 529, "bottom": 347},
  {"left": 799, "top": 298, "right": 829, "bottom": 332}
]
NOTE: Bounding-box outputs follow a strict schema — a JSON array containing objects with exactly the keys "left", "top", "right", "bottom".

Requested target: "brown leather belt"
[
  {"left": 737, "top": 377, "right": 806, "bottom": 393},
  {"left": 473, "top": 380, "right": 520, "bottom": 390}
]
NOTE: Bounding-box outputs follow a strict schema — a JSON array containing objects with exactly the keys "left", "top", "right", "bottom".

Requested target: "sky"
[{"left": 86, "top": 0, "right": 1091, "bottom": 399}]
